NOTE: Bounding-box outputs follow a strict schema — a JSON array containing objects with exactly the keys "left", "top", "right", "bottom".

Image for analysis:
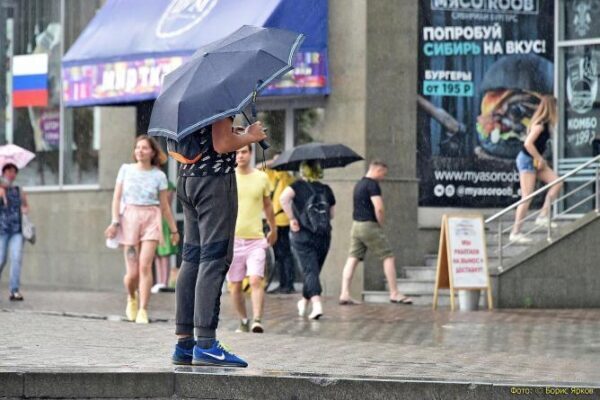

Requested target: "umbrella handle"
[
  {"left": 253, "top": 82, "right": 270, "bottom": 150},
  {"left": 245, "top": 90, "right": 271, "bottom": 150}
]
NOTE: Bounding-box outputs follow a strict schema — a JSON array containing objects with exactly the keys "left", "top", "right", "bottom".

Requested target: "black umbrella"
[
  {"left": 270, "top": 142, "right": 363, "bottom": 171},
  {"left": 148, "top": 25, "right": 304, "bottom": 142}
]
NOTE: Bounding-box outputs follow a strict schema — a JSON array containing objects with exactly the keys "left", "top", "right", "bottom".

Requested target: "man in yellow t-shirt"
[
  {"left": 227, "top": 145, "right": 276, "bottom": 334},
  {"left": 264, "top": 154, "right": 296, "bottom": 294}
]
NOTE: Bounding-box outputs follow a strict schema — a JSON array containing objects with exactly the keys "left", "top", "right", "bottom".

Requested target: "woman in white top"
[{"left": 105, "top": 136, "right": 179, "bottom": 323}]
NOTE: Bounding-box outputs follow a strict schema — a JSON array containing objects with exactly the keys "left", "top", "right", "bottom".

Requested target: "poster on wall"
[
  {"left": 417, "top": 0, "right": 554, "bottom": 207},
  {"left": 563, "top": 45, "right": 600, "bottom": 159}
]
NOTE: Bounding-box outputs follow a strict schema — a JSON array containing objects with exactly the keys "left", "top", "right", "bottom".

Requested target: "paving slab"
[{"left": 0, "top": 289, "right": 599, "bottom": 399}]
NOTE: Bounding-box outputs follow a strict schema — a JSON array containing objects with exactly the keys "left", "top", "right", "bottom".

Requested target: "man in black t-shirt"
[{"left": 338, "top": 160, "right": 413, "bottom": 305}]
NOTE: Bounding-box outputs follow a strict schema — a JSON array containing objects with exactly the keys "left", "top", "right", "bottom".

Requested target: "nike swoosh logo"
[{"left": 203, "top": 351, "right": 225, "bottom": 361}]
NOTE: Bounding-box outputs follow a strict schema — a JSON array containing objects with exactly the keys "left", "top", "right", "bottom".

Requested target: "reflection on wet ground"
[{"left": 4, "top": 289, "right": 599, "bottom": 361}]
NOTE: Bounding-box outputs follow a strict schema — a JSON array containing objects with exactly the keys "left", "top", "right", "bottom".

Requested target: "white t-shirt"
[{"left": 116, "top": 164, "right": 168, "bottom": 206}]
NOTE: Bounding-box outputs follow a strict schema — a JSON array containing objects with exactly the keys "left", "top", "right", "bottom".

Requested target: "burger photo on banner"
[
  {"left": 417, "top": 0, "right": 555, "bottom": 208},
  {"left": 476, "top": 54, "right": 553, "bottom": 161}
]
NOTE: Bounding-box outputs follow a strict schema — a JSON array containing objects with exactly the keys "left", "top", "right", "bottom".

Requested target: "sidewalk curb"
[{"left": 2, "top": 371, "right": 598, "bottom": 400}]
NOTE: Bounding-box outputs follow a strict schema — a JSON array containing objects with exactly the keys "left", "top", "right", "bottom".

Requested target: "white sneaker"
[
  {"left": 151, "top": 283, "right": 166, "bottom": 294},
  {"left": 297, "top": 299, "right": 308, "bottom": 317},
  {"left": 534, "top": 216, "right": 558, "bottom": 228},
  {"left": 308, "top": 301, "right": 323, "bottom": 320},
  {"left": 509, "top": 232, "right": 533, "bottom": 244}
]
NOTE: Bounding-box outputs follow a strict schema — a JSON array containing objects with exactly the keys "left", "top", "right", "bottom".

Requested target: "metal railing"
[{"left": 485, "top": 154, "right": 600, "bottom": 268}]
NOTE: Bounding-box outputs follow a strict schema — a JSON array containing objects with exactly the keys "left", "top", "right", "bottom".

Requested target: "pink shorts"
[
  {"left": 227, "top": 238, "right": 268, "bottom": 282},
  {"left": 119, "top": 205, "right": 162, "bottom": 246}
]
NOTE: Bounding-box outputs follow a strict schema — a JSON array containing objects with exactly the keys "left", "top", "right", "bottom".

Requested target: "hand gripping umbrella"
[
  {"left": 270, "top": 142, "right": 364, "bottom": 171},
  {"left": 148, "top": 25, "right": 305, "bottom": 149}
]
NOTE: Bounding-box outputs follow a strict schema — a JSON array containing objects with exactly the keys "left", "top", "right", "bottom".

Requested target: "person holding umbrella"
[
  {"left": 149, "top": 26, "right": 304, "bottom": 367},
  {"left": 0, "top": 144, "right": 35, "bottom": 301},
  {"left": 0, "top": 163, "right": 30, "bottom": 301},
  {"left": 271, "top": 142, "right": 362, "bottom": 319},
  {"left": 280, "top": 160, "right": 336, "bottom": 320}
]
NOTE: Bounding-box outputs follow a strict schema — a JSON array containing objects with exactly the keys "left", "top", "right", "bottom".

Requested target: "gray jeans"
[{"left": 175, "top": 174, "right": 237, "bottom": 338}]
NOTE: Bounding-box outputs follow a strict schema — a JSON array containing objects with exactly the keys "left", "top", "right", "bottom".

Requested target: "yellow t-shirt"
[
  {"left": 264, "top": 168, "right": 295, "bottom": 227},
  {"left": 235, "top": 169, "right": 271, "bottom": 239}
]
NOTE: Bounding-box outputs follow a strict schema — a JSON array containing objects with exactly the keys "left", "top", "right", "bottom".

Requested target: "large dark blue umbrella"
[
  {"left": 270, "top": 143, "right": 363, "bottom": 171},
  {"left": 148, "top": 25, "right": 304, "bottom": 142}
]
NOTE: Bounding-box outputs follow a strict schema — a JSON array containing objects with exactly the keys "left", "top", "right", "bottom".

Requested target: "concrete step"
[
  {"left": 390, "top": 279, "right": 435, "bottom": 294},
  {"left": 364, "top": 289, "right": 490, "bottom": 308},
  {"left": 402, "top": 266, "right": 436, "bottom": 280},
  {"left": 425, "top": 250, "right": 514, "bottom": 268},
  {"left": 362, "top": 290, "right": 450, "bottom": 306}
]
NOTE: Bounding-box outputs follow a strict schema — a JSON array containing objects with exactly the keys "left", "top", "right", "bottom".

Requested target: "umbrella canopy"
[
  {"left": 148, "top": 25, "right": 304, "bottom": 141},
  {"left": 0, "top": 144, "right": 35, "bottom": 170},
  {"left": 270, "top": 142, "right": 363, "bottom": 171}
]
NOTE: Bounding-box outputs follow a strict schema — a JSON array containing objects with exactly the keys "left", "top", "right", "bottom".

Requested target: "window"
[
  {"left": 1, "top": 0, "right": 101, "bottom": 187},
  {"left": 294, "top": 108, "right": 326, "bottom": 145},
  {"left": 557, "top": 0, "right": 600, "bottom": 214}
]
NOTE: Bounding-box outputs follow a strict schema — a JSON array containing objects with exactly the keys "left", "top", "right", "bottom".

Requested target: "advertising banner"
[
  {"left": 418, "top": 0, "right": 554, "bottom": 207},
  {"left": 63, "top": 50, "right": 328, "bottom": 106}
]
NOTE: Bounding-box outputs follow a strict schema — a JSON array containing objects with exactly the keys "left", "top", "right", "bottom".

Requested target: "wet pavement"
[{"left": 1, "top": 288, "right": 599, "bottom": 398}]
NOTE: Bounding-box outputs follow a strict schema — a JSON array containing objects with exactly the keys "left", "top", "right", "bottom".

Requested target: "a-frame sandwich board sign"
[{"left": 433, "top": 214, "right": 493, "bottom": 311}]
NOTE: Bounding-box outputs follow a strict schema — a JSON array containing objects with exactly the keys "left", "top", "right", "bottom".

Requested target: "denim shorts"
[{"left": 516, "top": 151, "right": 535, "bottom": 173}]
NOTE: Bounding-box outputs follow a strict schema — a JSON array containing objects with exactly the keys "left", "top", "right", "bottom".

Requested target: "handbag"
[{"left": 21, "top": 214, "right": 36, "bottom": 244}]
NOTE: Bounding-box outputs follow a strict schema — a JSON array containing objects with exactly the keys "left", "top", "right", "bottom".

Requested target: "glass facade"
[
  {"left": 1, "top": 0, "right": 101, "bottom": 187},
  {"left": 557, "top": 0, "right": 600, "bottom": 214},
  {"left": 294, "top": 108, "right": 326, "bottom": 145}
]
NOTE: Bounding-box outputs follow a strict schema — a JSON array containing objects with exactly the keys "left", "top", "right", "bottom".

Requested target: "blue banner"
[{"left": 63, "top": 0, "right": 329, "bottom": 106}]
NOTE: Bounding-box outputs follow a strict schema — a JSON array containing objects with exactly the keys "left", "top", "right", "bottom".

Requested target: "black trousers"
[
  {"left": 273, "top": 225, "right": 295, "bottom": 290},
  {"left": 290, "top": 229, "right": 331, "bottom": 299},
  {"left": 175, "top": 174, "right": 237, "bottom": 338}
]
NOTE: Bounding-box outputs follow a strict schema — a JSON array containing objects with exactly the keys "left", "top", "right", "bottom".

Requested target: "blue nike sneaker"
[
  {"left": 192, "top": 340, "right": 248, "bottom": 367},
  {"left": 172, "top": 342, "right": 194, "bottom": 365}
]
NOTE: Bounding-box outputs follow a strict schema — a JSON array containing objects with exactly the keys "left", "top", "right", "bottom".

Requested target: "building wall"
[
  {"left": 20, "top": 1, "right": 422, "bottom": 297},
  {"left": 318, "top": 0, "right": 420, "bottom": 296},
  {"left": 494, "top": 214, "right": 600, "bottom": 308},
  {"left": 317, "top": 0, "right": 367, "bottom": 298},
  {"left": 22, "top": 107, "right": 136, "bottom": 290}
]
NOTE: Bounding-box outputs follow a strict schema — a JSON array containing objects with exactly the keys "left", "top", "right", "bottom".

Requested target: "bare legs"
[
  {"left": 512, "top": 172, "right": 536, "bottom": 234},
  {"left": 512, "top": 166, "right": 562, "bottom": 235},
  {"left": 154, "top": 255, "right": 170, "bottom": 285},
  {"left": 339, "top": 256, "right": 408, "bottom": 302},
  {"left": 123, "top": 245, "right": 140, "bottom": 298},
  {"left": 123, "top": 240, "right": 158, "bottom": 310},
  {"left": 230, "top": 275, "right": 264, "bottom": 320},
  {"left": 339, "top": 257, "right": 360, "bottom": 303},
  {"left": 538, "top": 166, "right": 562, "bottom": 217},
  {"left": 383, "top": 256, "right": 401, "bottom": 301}
]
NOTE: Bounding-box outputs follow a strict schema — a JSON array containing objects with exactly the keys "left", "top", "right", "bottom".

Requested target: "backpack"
[
  {"left": 166, "top": 128, "right": 208, "bottom": 164},
  {"left": 296, "top": 182, "right": 331, "bottom": 235}
]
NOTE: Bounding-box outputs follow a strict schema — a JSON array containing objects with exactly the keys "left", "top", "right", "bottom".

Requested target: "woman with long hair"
[
  {"left": 280, "top": 160, "right": 336, "bottom": 320},
  {"left": 105, "top": 135, "right": 179, "bottom": 323},
  {"left": 510, "top": 95, "right": 562, "bottom": 243}
]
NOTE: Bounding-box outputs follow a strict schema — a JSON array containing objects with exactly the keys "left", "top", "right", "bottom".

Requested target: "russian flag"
[{"left": 12, "top": 54, "right": 48, "bottom": 108}]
